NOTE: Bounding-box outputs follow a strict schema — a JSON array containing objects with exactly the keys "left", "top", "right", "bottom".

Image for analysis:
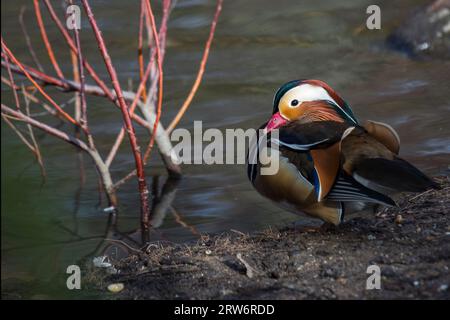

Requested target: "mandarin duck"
[{"left": 247, "top": 79, "right": 439, "bottom": 226}]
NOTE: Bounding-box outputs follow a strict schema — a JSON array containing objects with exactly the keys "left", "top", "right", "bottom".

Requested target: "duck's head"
[{"left": 265, "top": 79, "right": 358, "bottom": 132}]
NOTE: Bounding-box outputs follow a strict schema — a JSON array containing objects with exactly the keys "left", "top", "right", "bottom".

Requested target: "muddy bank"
[{"left": 86, "top": 176, "right": 449, "bottom": 299}]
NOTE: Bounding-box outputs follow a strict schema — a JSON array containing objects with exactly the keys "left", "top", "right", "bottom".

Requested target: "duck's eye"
[{"left": 290, "top": 99, "right": 299, "bottom": 107}]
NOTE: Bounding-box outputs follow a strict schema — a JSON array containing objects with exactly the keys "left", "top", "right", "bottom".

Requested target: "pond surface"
[{"left": 1, "top": 0, "right": 449, "bottom": 299}]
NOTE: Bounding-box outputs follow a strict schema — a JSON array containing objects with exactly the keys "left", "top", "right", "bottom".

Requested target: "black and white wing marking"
[{"left": 326, "top": 173, "right": 396, "bottom": 206}]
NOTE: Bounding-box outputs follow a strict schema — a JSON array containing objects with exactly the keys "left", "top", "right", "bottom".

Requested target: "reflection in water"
[{"left": 83, "top": 176, "right": 198, "bottom": 263}]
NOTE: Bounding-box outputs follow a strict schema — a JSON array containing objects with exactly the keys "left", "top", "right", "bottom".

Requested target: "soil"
[{"left": 86, "top": 176, "right": 450, "bottom": 299}]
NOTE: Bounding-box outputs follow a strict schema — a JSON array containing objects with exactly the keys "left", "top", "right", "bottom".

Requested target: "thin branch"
[
  {"left": 43, "top": 0, "right": 114, "bottom": 101},
  {"left": 167, "top": 0, "right": 223, "bottom": 132},
  {"left": 142, "top": 0, "right": 164, "bottom": 162},
  {"left": 82, "top": 0, "right": 151, "bottom": 223},
  {"left": 2, "top": 103, "right": 118, "bottom": 207},
  {"left": 0, "top": 59, "right": 162, "bottom": 132},
  {"left": 19, "top": 5, "right": 45, "bottom": 72},
  {"left": 105, "top": 57, "right": 152, "bottom": 167},
  {"left": 105, "top": 0, "right": 169, "bottom": 168},
  {"left": 2, "top": 48, "right": 21, "bottom": 110},
  {"left": 71, "top": 49, "right": 82, "bottom": 124},
  {"left": 33, "top": 0, "right": 65, "bottom": 78},
  {"left": 1, "top": 114, "right": 35, "bottom": 151},
  {"left": 1, "top": 76, "right": 64, "bottom": 118},
  {"left": 23, "top": 87, "right": 46, "bottom": 181},
  {"left": 1, "top": 104, "right": 89, "bottom": 152},
  {"left": 110, "top": 0, "right": 169, "bottom": 186},
  {"left": 2, "top": 52, "right": 180, "bottom": 178},
  {"left": 138, "top": 0, "right": 148, "bottom": 101},
  {"left": 1, "top": 38, "right": 79, "bottom": 126},
  {"left": 71, "top": 9, "right": 94, "bottom": 148}
]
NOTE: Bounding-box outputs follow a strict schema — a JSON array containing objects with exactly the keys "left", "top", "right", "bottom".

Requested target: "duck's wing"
[
  {"left": 363, "top": 120, "right": 400, "bottom": 154},
  {"left": 327, "top": 125, "right": 439, "bottom": 206},
  {"left": 273, "top": 121, "right": 349, "bottom": 201}
]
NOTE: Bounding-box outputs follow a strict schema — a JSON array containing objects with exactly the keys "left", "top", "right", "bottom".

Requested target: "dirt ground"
[{"left": 87, "top": 176, "right": 450, "bottom": 299}]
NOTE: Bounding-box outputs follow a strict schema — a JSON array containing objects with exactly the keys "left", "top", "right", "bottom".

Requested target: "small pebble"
[
  {"left": 395, "top": 215, "right": 404, "bottom": 224},
  {"left": 205, "top": 249, "right": 212, "bottom": 255},
  {"left": 92, "top": 256, "right": 112, "bottom": 268},
  {"left": 438, "top": 284, "right": 448, "bottom": 292},
  {"left": 413, "top": 280, "right": 420, "bottom": 287},
  {"left": 107, "top": 283, "right": 124, "bottom": 293}
]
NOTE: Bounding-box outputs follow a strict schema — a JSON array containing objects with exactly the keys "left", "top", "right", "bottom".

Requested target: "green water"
[{"left": 2, "top": 0, "right": 449, "bottom": 299}]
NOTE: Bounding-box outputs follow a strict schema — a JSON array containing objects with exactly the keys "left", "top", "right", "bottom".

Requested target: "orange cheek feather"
[
  {"left": 279, "top": 104, "right": 306, "bottom": 120},
  {"left": 280, "top": 102, "right": 343, "bottom": 123}
]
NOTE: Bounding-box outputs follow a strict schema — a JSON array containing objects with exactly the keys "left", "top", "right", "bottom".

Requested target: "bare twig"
[
  {"left": 43, "top": 0, "right": 114, "bottom": 101},
  {"left": 1, "top": 104, "right": 118, "bottom": 207},
  {"left": 1, "top": 114, "right": 35, "bottom": 151},
  {"left": 19, "top": 6, "right": 45, "bottom": 72},
  {"left": 1, "top": 76, "right": 65, "bottom": 118},
  {"left": 105, "top": 55, "right": 154, "bottom": 167},
  {"left": 105, "top": 0, "right": 169, "bottom": 168},
  {"left": 2, "top": 104, "right": 88, "bottom": 152},
  {"left": 141, "top": 0, "right": 164, "bottom": 164},
  {"left": 138, "top": 0, "right": 148, "bottom": 101},
  {"left": 71, "top": 50, "right": 81, "bottom": 124},
  {"left": 33, "top": 0, "right": 65, "bottom": 78},
  {"left": 167, "top": 0, "right": 223, "bottom": 132},
  {"left": 0, "top": 59, "right": 171, "bottom": 136},
  {"left": 1, "top": 38, "right": 79, "bottom": 126},
  {"left": 71, "top": 8, "right": 94, "bottom": 148},
  {"left": 1, "top": 48, "right": 21, "bottom": 110},
  {"left": 82, "top": 0, "right": 151, "bottom": 224},
  {"left": 23, "top": 87, "right": 46, "bottom": 181}
]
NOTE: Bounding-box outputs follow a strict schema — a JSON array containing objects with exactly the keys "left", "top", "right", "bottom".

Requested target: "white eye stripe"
[
  {"left": 283, "top": 84, "right": 337, "bottom": 106},
  {"left": 281, "top": 84, "right": 357, "bottom": 124}
]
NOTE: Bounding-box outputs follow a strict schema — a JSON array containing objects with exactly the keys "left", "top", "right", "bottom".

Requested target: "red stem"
[
  {"left": 43, "top": 0, "right": 114, "bottom": 101},
  {"left": 142, "top": 0, "right": 164, "bottom": 162},
  {"left": 106, "top": 0, "right": 171, "bottom": 167},
  {"left": 1, "top": 38, "right": 79, "bottom": 126},
  {"left": 81, "top": 0, "right": 151, "bottom": 224},
  {"left": 167, "top": 0, "right": 223, "bottom": 132},
  {"left": 138, "top": 1, "right": 147, "bottom": 101},
  {"left": 0, "top": 58, "right": 160, "bottom": 132},
  {"left": 33, "top": 0, "right": 65, "bottom": 79}
]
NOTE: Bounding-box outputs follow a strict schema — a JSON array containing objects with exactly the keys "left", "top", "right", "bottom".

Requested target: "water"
[{"left": 1, "top": 0, "right": 449, "bottom": 299}]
